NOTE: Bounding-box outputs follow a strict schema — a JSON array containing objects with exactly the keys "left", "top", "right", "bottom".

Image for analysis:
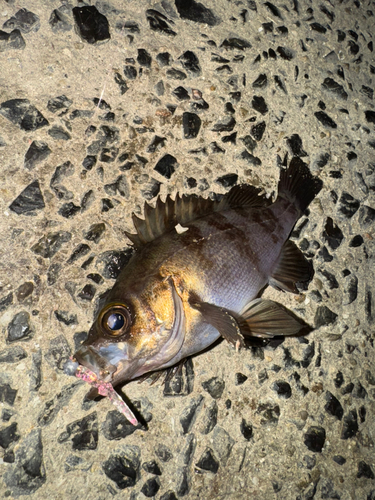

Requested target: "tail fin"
[{"left": 277, "top": 157, "right": 323, "bottom": 214}]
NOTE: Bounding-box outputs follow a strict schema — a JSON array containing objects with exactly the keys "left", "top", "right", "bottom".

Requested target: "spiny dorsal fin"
[
  {"left": 218, "top": 184, "right": 271, "bottom": 210},
  {"left": 125, "top": 184, "right": 270, "bottom": 247}
]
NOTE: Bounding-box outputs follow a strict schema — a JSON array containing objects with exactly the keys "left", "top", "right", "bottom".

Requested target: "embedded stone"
[
  {"left": 102, "top": 445, "right": 141, "bottom": 489},
  {"left": 24, "top": 141, "right": 51, "bottom": 170},
  {"left": 96, "top": 249, "right": 134, "bottom": 279},
  {"left": 195, "top": 448, "right": 219, "bottom": 474},
  {"left": 0, "top": 99, "right": 48, "bottom": 131},
  {"left": 183, "top": 112, "right": 201, "bottom": 138},
  {"left": 9, "top": 180, "right": 45, "bottom": 215},
  {"left": 58, "top": 412, "right": 98, "bottom": 450},
  {"left": 7, "top": 311, "right": 33, "bottom": 342},
  {"left": 72, "top": 6, "right": 110, "bottom": 44},
  {"left": 304, "top": 426, "right": 326, "bottom": 452}
]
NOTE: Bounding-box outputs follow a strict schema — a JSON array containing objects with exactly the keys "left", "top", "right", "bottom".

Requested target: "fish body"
[{"left": 64, "top": 158, "right": 322, "bottom": 412}]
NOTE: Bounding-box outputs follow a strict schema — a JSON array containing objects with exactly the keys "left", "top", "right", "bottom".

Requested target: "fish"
[{"left": 64, "top": 157, "right": 322, "bottom": 424}]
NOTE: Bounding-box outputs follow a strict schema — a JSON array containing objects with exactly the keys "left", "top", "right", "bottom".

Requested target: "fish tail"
[{"left": 277, "top": 157, "right": 323, "bottom": 214}]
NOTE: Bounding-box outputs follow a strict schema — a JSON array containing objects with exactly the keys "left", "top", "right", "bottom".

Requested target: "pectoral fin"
[
  {"left": 270, "top": 240, "right": 313, "bottom": 293},
  {"left": 241, "top": 298, "right": 305, "bottom": 338},
  {"left": 189, "top": 296, "right": 245, "bottom": 347}
]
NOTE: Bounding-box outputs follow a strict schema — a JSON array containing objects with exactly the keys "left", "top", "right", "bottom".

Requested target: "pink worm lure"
[{"left": 74, "top": 363, "right": 138, "bottom": 426}]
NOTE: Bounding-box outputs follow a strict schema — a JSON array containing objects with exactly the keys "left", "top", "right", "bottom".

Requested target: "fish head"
[{"left": 72, "top": 276, "right": 186, "bottom": 387}]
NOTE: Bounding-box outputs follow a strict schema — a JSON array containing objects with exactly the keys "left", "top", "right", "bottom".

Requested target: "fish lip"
[{"left": 73, "top": 345, "right": 117, "bottom": 382}]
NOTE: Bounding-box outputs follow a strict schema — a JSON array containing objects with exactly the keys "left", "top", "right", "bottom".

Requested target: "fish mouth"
[{"left": 73, "top": 344, "right": 119, "bottom": 382}]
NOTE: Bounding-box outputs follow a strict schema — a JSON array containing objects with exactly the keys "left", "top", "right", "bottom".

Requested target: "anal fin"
[
  {"left": 270, "top": 240, "right": 313, "bottom": 293},
  {"left": 189, "top": 295, "right": 245, "bottom": 348},
  {"left": 241, "top": 298, "right": 305, "bottom": 338}
]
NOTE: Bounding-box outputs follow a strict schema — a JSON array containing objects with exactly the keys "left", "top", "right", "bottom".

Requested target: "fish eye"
[
  {"left": 99, "top": 304, "right": 132, "bottom": 337},
  {"left": 107, "top": 313, "right": 125, "bottom": 331}
]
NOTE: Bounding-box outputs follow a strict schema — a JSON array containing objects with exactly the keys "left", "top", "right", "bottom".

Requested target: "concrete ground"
[{"left": 0, "top": 0, "right": 374, "bottom": 498}]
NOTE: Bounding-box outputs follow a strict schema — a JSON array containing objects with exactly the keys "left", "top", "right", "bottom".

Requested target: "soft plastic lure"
[{"left": 68, "top": 359, "right": 138, "bottom": 426}]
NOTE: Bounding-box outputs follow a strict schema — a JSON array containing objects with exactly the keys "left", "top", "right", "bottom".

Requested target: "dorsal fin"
[
  {"left": 218, "top": 184, "right": 271, "bottom": 210},
  {"left": 125, "top": 184, "right": 270, "bottom": 247}
]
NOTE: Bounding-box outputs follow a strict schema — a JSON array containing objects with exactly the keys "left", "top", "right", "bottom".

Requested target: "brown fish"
[{"left": 64, "top": 158, "right": 322, "bottom": 421}]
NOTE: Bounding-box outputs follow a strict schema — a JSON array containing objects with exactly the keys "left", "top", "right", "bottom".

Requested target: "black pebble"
[
  {"left": 137, "top": 48, "right": 152, "bottom": 67},
  {"left": 160, "top": 491, "right": 178, "bottom": 500},
  {"left": 216, "top": 174, "right": 238, "bottom": 188},
  {"left": 155, "top": 444, "right": 173, "bottom": 462},
  {"left": 183, "top": 112, "right": 201, "bottom": 139},
  {"left": 142, "top": 460, "right": 162, "bottom": 475},
  {"left": 315, "top": 111, "right": 337, "bottom": 129},
  {"left": 251, "top": 121, "right": 266, "bottom": 141},
  {"left": 178, "top": 51, "right": 201, "bottom": 75},
  {"left": 357, "top": 461, "right": 374, "bottom": 479},
  {"left": 3, "top": 429, "right": 45, "bottom": 495},
  {"left": 49, "top": 6, "right": 73, "bottom": 33},
  {"left": 77, "top": 284, "right": 96, "bottom": 301},
  {"left": 0, "top": 99, "right": 48, "bottom": 131},
  {"left": 221, "top": 37, "right": 251, "bottom": 50},
  {"left": 277, "top": 46, "right": 294, "bottom": 60},
  {"left": 114, "top": 72, "right": 128, "bottom": 94},
  {"left": 84, "top": 223, "right": 106, "bottom": 243},
  {"left": 58, "top": 412, "right": 98, "bottom": 450},
  {"left": 235, "top": 373, "right": 248, "bottom": 385},
  {"left": 176, "top": 467, "right": 190, "bottom": 496},
  {"left": 9, "top": 180, "right": 45, "bottom": 215},
  {"left": 0, "top": 293, "right": 13, "bottom": 313},
  {"left": 7, "top": 311, "right": 33, "bottom": 342},
  {"left": 199, "top": 400, "right": 218, "bottom": 434},
  {"left": 195, "top": 448, "right": 219, "bottom": 474},
  {"left": 342, "top": 382, "right": 354, "bottom": 395},
  {"left": 358, "top": 205, "right": 375, "bottom": 227},
  {"left": 24, "top": 141, "right": 51, "bottom": 170},
  {"left": 167, "top": 68, "right": 187, "bottom": 80},
  {"left": 341, "top": 409, "right": 358, "bottom": 439},
  {"left": 67, "top": 243, "right": 90, "bottom": 264},
  {"left": 16, "top": 282, "right": 33, "bottom": 302},
  {"left": 324, "top": 391, "right": 343, "bottom": 420},
  {"left": 141, "top": 477, "right": 161, "bottom": 497},
  {"left": 154, "top": 154, "right": 178, "bottom": 179},
  {"left": 141, "top": 179, "right": 161, "bottom": 200},
  {"left": 54, "top": 311, "right": 77, "bottom": 326},
  {"left": 180, "top": 395, "right": 204, "bottom": 434},
  {"left": 96, "top": 249, "right": 134, "bottom": 279},
  {"left": 124, "top": 65, "right": 137, "bottom": 79},
  {"left": 202, "top": 377, "right": 225, "bottom": 399},
  {"left": 272, "top": 381, "right": 292, "bottom": 399},
  {"left": 146, "top": 9, "right": 176, "bottom": 36},
  {"left": 72, "top": 6, "right": 110, "bottom": 44},
  {"left": 102, "top": 410, "right": 140, "bottom": 440},
  {"left": 48, "top": 125, "right": 71, "bottom": 140},
  {"left": 343, "top": 274, "right": 358, "bottom": 305},
  {"left": 47, "top": 95, "right": 72, "bottom": 113},
  {"left": 212, "top": 116, "right": 236, "bottom": 132},
  {"left": 323, "top": 217, "right": 344, "bottom": 250},
  {"left": 156, "top": 52, "right": 172, "bottom": 66},
  {"left": 0, "top": 29, "right": 25, "bottom": 51},
  {"left": 87, "top": 273, "right": 103, "bottom": 285},
  {"left": 322, "top": 77, "right": 348, "bottom": 100},
  {"left": 318, "top": 268, "right": 339, "bottom": 289},
  {"left": 31, "top": 231, "right": 71, "bottom": 258},
  {"left": 314, "top": 306, "right": 338, "bottom": 327},
  {"left": 147, "top": 135, "right": 166, "bottom": 153},
  {"left": 333, "top": 455, "right": 346, "bottom": 465},
  {"left": 286, "top": 134, "right": 307, "bottom": 157},
  {"left": 338, "top": 192, "right": 360, "bottom": 218},
  {"left": 0, "top": 383, "right": 17, "bottom": 406},
  {"left": 175, "top": 0, "right": 220, "bottom": 26},
  {"left": 241, "top": 135, "right": 257, "bottom": 152},
  {"left": 240, "top": 419, "right": 253, "bottom": 440},
  {"left": 304, "top": 426, "right": 326, "bottom": 452},
  {"left": 102, "top": 446, "right": 141, "bottom": 489},
  {"left": 58, "top": 202, "right": 81, "bottom": 218},
  {"left": 252, "top": 96, "right": 268, "bottom": 115},
  {"left": 3, "top": 8, "right": 40, "bottom": 33},
  {"left": 0, "top": 346, "right": 27, "bottom": 364},
  {"left": 45, "top": 334, "right": 71, "bottom": 371}
]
